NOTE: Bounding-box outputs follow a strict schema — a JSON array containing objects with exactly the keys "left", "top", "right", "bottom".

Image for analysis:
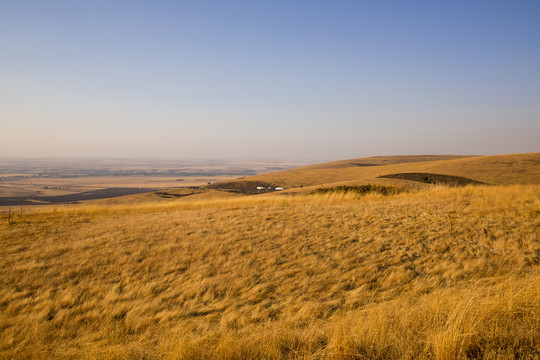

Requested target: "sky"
[{"left": 1, "top": 0, "right": 539, "bottom": 161}]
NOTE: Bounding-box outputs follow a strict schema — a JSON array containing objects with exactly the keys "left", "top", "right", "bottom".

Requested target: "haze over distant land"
[{"left": 1, "top": 1, "right": 539, "bottom": 159}]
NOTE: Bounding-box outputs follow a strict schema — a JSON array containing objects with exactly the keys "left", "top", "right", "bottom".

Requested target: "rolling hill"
[{"left": 208, "top": 153, "right": 540, "bottom": 193}]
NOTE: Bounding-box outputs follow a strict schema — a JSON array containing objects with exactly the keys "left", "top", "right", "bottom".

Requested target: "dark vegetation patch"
[
  {"left": 310, "top": 185, "right": 404, "bottom": 196},
  {"left": 378, "top": 173, "right": 487, "bottom": 186},
  {"left": 154, "top": 190, "right": 201, "bottom": 199},
  {"left": 155, "top": 191, "right": 186, "bottom": 199},
  {"left": 205, "top": 181, "right": 281, "bottom": 194}
]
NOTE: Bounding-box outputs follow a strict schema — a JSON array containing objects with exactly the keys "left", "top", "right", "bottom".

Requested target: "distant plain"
[{"left": 0, "top": 158, "right": 309, "bottom": 209}]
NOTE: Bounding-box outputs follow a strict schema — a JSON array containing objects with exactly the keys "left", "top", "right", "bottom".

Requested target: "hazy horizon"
[
  {"left": 0, "top": 152, "right": 523, "bottom": 163},
  {"left": 2, "top": 1, "right": 539, "bottom": 159}
]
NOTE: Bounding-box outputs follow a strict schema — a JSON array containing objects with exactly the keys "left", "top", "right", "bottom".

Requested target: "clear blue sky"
[{"left": 1, "top": 1, "right": 539, "bottom": 160}]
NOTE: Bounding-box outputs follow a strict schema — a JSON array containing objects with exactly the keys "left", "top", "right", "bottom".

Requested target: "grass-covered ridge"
[
  {"left": 1, "top": 184, "right": 539, "bottom": 359},
  {"left": 220, "top": 153, "right": 540, "bottom": 190}
]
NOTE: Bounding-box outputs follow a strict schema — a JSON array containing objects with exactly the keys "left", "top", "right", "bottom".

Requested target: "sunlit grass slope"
[
  {"left": 233, "top": 153, "right": 540, "bottom": 189},
  {"left": 1, "top": 185, "right": 539, "bottom": 359}
]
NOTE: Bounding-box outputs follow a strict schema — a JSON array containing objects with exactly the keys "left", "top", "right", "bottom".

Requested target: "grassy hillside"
[
  {"left": 223, "top": 153, "right": 540, "bottom": 191},
  {"left": 1, "top": 184, "right": 539, "bottom": 359}
]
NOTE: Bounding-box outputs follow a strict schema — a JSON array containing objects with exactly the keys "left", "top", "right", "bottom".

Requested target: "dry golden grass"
[{"left": 1, "top": 185, "right": 539, "bottom": 359}]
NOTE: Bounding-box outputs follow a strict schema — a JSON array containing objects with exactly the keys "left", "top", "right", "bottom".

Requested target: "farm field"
[{"left": 0, "top": 154, "right": 539, "bottom": 359}]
